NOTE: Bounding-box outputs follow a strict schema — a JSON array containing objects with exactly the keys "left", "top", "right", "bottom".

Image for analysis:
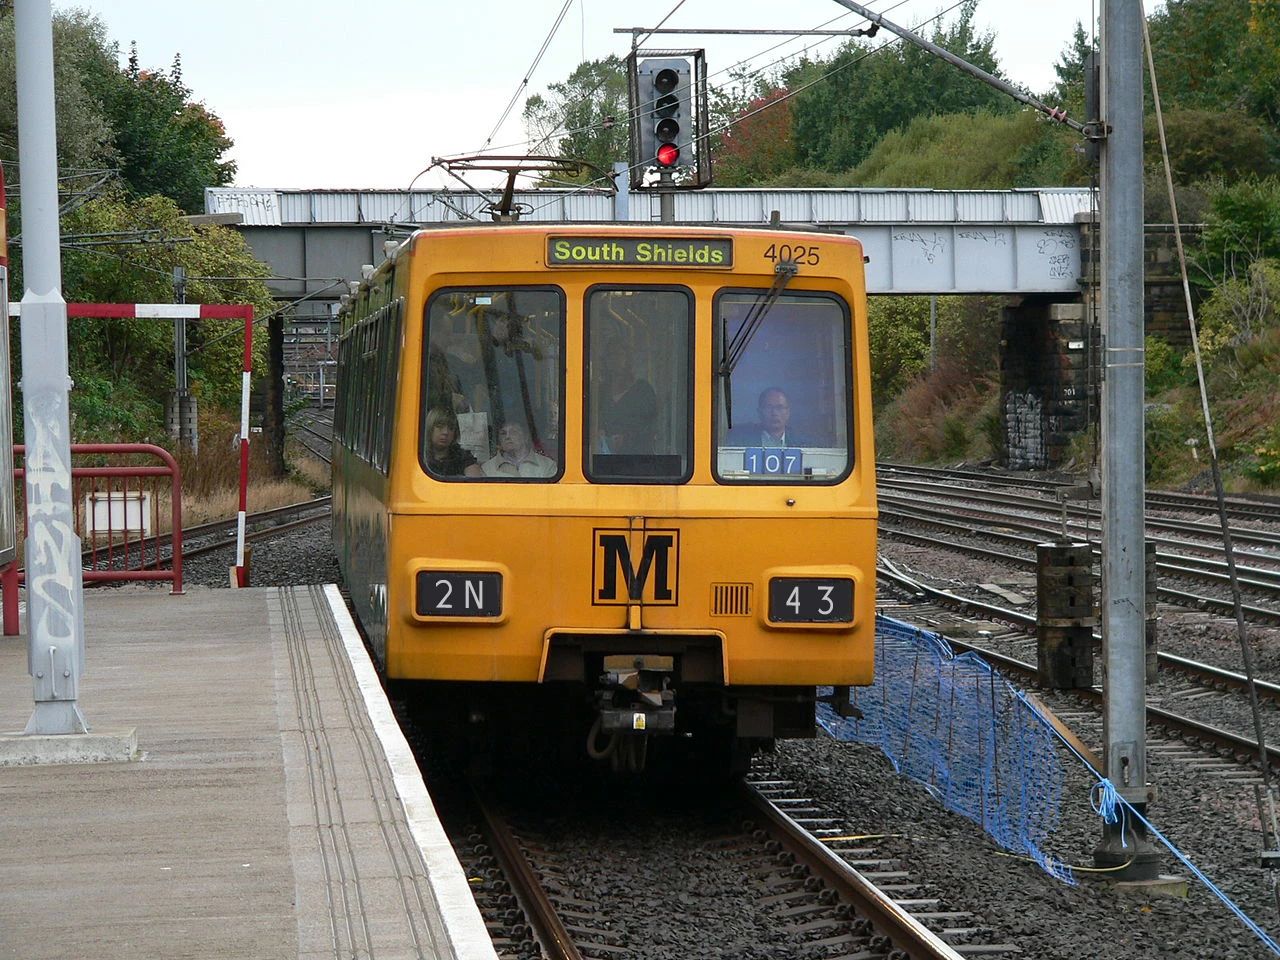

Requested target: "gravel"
[{"left": 228, "top": 510, "right": 1280, "bottom": 959}]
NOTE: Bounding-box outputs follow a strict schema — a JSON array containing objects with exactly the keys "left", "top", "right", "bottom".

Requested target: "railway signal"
[
  {"left": 637, "top": 58, "right": 691, "bottom": 170},
  {"left": 626, "top": 50, "right": 710, "bottom": 191}
]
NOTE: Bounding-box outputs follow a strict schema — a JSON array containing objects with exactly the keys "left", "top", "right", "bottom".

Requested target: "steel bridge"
[{"left": 204, "top": 184, "right": 1094, "bottom": 302}]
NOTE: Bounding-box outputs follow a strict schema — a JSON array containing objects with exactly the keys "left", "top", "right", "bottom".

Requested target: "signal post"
[{"left": 626, "top": 48, "right": 711, "bottom": 222}]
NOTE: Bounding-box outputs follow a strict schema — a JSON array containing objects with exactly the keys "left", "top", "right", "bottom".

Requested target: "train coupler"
[{"left": 598, "top": 706, "right": 676, "bottom": 734}]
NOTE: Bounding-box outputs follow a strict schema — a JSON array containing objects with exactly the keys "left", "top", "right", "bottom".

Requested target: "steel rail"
[
  {"left": 879, "top": 504, "right": 1280, "bottom": 624},
  {"left": 738, "top": 779, "right": 968, "bottom": 960},
  {"left": 877, "top": 565, "right": 1280, "bottom": 771},
  {"left": 473, "top": 793, "right": 584, "bottom": 960}
]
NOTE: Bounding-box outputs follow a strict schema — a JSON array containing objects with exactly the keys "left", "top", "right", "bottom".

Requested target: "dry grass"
[{"left": 875, "top": 362, "right": 1001, "bottom": 464}]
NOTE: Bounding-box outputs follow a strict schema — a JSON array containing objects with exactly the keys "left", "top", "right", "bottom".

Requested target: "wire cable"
[{"left": 477, "top": 0, "right": 577, "bottom": 154}]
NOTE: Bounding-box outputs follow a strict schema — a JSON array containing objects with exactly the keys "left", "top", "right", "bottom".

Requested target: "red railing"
[{"left": 0, "top": 443, "right": 184, "bottom": 635}]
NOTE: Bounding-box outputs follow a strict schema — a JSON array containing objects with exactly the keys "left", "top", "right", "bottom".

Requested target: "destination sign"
[{"left": 548, "top": 236, "right": 733, "bottom": 267}]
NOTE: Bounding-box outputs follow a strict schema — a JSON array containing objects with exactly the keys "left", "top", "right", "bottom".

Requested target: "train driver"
[
  {"left": 425, "top": 407, "right": 484, "bottom": 477},
  {"left": 481, "top": 421, "right": 556, "bottom": 478},
  {"left": 726, "top": 387, "right": 809, "bottom": 447}
]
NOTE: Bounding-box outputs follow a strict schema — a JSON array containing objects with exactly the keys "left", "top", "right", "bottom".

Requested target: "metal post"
[
  {"left": 15, "top": 0, "right": 88, "bottom": 734},
  {"left": 612, "top": 161, "right": 630, "bottom": 223},
  {"left": 1095, "top": 0, "right": 1160, "bottom": 879},
  {"left": 171, "top": 265, "right": 197, "bottom": 451},
  {"left": 929, "top": 296, "right": 938, "bottom": 370}
]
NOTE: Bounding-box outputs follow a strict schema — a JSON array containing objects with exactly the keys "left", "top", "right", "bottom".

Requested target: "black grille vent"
[{"left": 711, "top": 583, "right": 752, "bottom": 616}]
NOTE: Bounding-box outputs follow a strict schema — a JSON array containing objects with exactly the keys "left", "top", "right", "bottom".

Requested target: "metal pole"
[
  {"left": 612, "top": 161, "right": 630, "bottom": 223},
  {"left": 1095, "top": 0, "right": 1159, "bottom": 878},
  {"left": 15, "top": 0, "right": 89, "bottom": 734},
  {"left": 929, "top": 296, "right": 937, "bottom": 370}
]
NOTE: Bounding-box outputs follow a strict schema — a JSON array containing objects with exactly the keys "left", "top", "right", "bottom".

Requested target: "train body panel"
[
  {"left": 332, "top": 222, "right": 877, "bottom": 771},
  {"left": 383, "top": 513, "right": 875, "bottom": 685}
]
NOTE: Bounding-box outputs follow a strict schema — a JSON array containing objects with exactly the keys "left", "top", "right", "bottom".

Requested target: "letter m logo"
[{"left": 593, "top": 528, "right": 679, "bottom": 605}]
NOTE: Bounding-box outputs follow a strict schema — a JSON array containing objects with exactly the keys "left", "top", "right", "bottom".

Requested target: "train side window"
[
  {"left": 712, "top": 291, "right": 852, "bottom": 484},
  {"left": 584, "top": 287, "right": 692, "bottom": 484},
  {"left": 422, "top": 287, "right": 564, "bottom": 481}
]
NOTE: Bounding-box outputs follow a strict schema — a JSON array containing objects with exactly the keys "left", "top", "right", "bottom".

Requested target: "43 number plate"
[{"left": 768, "top": 577, "right": 853, "bottom": 623}]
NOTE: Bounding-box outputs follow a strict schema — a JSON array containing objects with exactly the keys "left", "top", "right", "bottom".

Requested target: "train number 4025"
[{"left": 763, "top": 243, "right": 821, "bottom": 266}]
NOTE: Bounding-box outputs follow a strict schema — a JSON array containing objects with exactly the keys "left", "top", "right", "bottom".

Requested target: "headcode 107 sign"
[{"left": 743, "top": 447, "right": 803, "bottom": 475}]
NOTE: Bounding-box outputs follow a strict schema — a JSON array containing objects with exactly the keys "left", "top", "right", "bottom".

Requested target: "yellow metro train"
[{"left": 332, "top": 222, "right": 876, "bottom": 773}]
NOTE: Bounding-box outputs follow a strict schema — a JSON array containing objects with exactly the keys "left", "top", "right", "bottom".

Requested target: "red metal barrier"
[{"left": 1, "top": 443, "right": 184, "bottom": 635}]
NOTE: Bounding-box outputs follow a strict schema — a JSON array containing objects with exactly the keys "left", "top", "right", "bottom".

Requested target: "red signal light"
[{"left": 656, "top": 142, "right": 680, "bottom": 167}]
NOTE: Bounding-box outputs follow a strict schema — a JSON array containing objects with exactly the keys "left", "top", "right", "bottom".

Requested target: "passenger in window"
[
  {"left": 481, "top": 421, "right": 556, "bottom": 478},
  {"left": 727, "top": 387, "right": 809, "bottom": 447},
  {"left": 425, "top": 407, "right": 484, "bottom": 477},
  {"left": 598, "top": 342, "right": 658, "bottom": 454}
]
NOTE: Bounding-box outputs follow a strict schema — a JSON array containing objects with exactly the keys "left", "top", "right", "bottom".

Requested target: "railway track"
[
  {"left": 290, "top": 405, "right": 335, "bottom": 465},
  {"left": 876, "top": 561, "right": 1280, "bottom": 779},
  {"left": 878, "top": 471, "right": 1280, "bottom": 626},
  {"left": 441, "top": 775, "right": 1018, "bottom": 960}
]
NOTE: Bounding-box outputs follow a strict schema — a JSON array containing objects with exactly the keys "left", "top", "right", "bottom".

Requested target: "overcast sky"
[{"left": 56, "top": 0, "right": 1113, "bottom": 190}]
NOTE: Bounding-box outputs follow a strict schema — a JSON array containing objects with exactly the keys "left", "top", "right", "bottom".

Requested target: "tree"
[
  {"left": 851, "top": 110, "right": 1073, "bottom": 188},
  {"left": 713, "top": 87, "right": 796, "bottom": 186},
  {"left": 0, "top": 7, "right": 118, "bottom": 170},
  {"left": 1047, "top": 22, "right": 1094, "bottom": 114},
  {"left": 17, "top": 189, "right": 275, "bottom": 442},
  {"left": 1147, "top": 0, "right": 1280, "bottom": 126},
  {"left": 0, "top": 10, "right": 236, "bottom": 214},
  {"left": 786, "top": 1, "right": 1013, "bottom": 174},
  {"left": 1194, "top": 177, "right": 1280, "bottom": 283},
  {"left": 1145, "top": 107, "right": 1276, "bottom": 184},
  {"left": 522, "top": 56, "right": 628, "bottom": 183},
  {"left": 95, "top": 47, "right": 235, "bottom": 213}
]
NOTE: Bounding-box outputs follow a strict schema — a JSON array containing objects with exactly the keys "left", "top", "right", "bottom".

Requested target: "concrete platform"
[{"left": 0, "top": 583, "right": 499, "bottom": 960}]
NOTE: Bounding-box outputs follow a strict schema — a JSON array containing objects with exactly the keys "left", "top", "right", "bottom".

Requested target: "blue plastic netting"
[
  {"left": 816, "top": 613, "right": 1280, "bottom": 954},
  {"left": 818, "top": 613, "right": 1077, "bottom": 883}
]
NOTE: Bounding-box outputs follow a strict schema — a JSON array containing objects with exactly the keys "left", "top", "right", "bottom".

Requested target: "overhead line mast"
[{"left": 628, "top": 0, "right": 1155, "bottom": 880}]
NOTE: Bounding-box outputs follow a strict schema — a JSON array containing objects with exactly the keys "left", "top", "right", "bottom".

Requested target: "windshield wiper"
[{"left": 718, "top": 260, "right": 797, "bottom": 429}]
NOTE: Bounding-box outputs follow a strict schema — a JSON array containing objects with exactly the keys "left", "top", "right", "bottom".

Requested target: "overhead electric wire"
[
  {"left": 514, "top": 0, "right": 968, "bottom": 217},
  {"left": 524, "top": 2, "right": 876, "bottom": 159},
  {"left": 477, "top": 0, "right": 577, "bottom": 154},
  {"left": 441, "top": 0, "right": 919, "bottom": 203}
]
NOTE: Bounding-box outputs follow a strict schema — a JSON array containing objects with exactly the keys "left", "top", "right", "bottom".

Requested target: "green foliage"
[
  {"left": 522, "top": 56, "right": 628, "bottom": 182},
  {"left": 0, "top": 8, "right": 118, "bottom": 168},
  {"left": 1148, "top": 0, "right": 1280, "bottom": 126},
  {"left": 7, "top": 190, "right": 274, "bottom": 443},
  {"left": 1194, "top": 258, "right": 1280, "bottom": 358},
  {"left": 786, "top": 1, "right": 1013, "bottom": 174},
  {"left": 0, "top": 13, "right": 233, "bottom": 212},
  {"left": 1195, "top": 179, "right": 1280, "bottom": 282},
  {"left": 1144, "top": 335, "right": 1189, "bottom": 394},
  {"left": 68, "top": 368, "right": 161, "bottom": 439},
  {"left": 1146, "top": 108, "right": 1277, "bottom": 184},
  {"left": 852, "top": 110, "right": 1071, "bottom": 189},
  {"left": 1246, "top": 420, "right": 1280, "bottom": 485},
  {"left": 867, "top": 296, "right": 930, "bottom": 407},
  {"left": 96, "top": 47, "right": 235, "bottom": 212},
  {"left": 1046, "top": 22, "right": 1094, "bottom": 111},
  {"left": 867, "top": 294, "right": 1002, "bottom": 409}
]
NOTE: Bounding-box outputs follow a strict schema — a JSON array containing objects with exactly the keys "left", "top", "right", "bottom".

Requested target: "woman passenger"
[{"left": 425, "top": 407, "right": 484, "bottom": 477}]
